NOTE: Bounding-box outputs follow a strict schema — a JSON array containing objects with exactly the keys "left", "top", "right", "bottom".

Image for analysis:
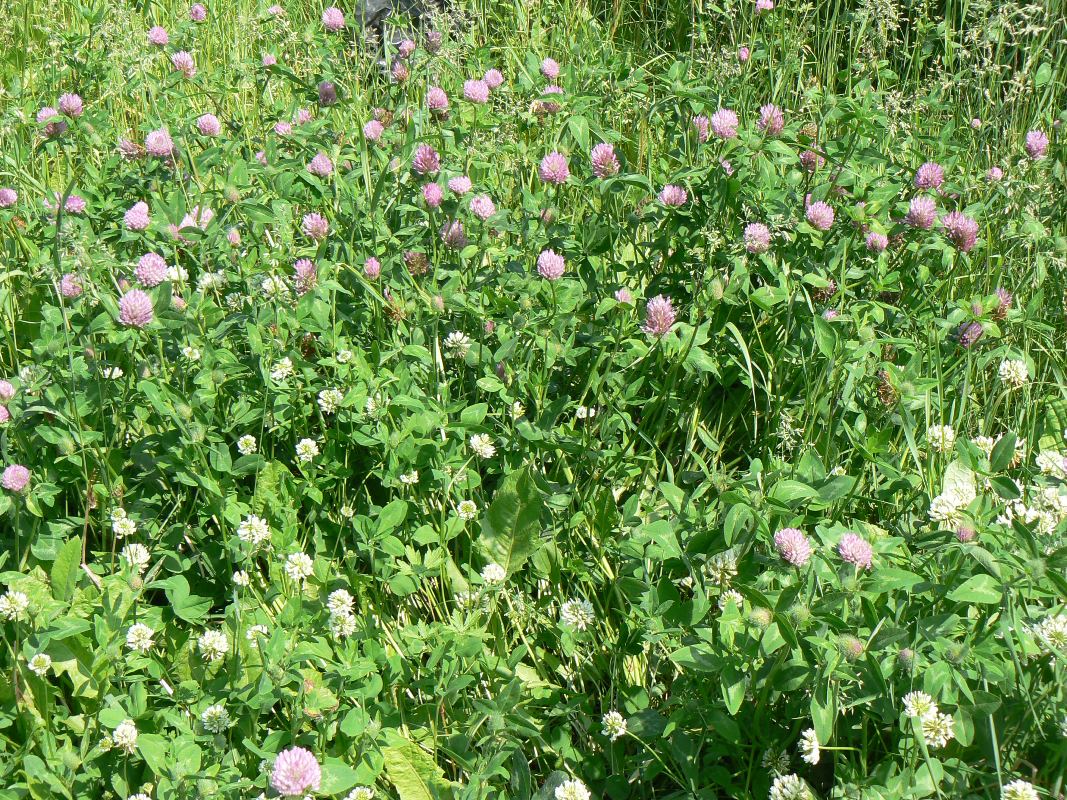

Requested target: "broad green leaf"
[
  {"left": 382, "top": 738, "right": 453, "bottom": 800},
  {"left": 946, "top": 574, "right": 1001, "bottom": 605},
  {"left": 477, "top": 466, "right": 542, "bottom": 575},
  {"left": 51, "top": 536, "right": 82, "bottom": 602}
]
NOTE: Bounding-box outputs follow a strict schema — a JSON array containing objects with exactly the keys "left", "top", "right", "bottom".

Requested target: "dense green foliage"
[{"left": 0, "top": 1, "right": 1065, "bottom": 800}]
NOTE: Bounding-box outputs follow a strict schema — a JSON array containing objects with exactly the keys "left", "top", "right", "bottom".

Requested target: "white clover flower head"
[
  {"left": 330, "top": 611, "right": 357, "bottom": 639},
  {"left": 798, "top": 728, "right": 819, "bottom": 765},
  {"left": 238, "top": 514, "right": 271, "bottom": 547},
  {"left": 336, "top": 349, "right": 354, "bottom": 364},
  {"left": 285, "top": 551, "right": 314, "bottom": 582},
  {"left": 327, "top": 589, "right": 355, "bottom": 616},
  {"left": 261, "top": 274, "right": 290, "bottom": 299},
  {"left": 237, "top": 434, "right": 258, "bottom": 455},
  {"left": 121, "top": 543, "right": 151, "bottom": 573},
  {"left": 197, "top": 270, "right": 226, "bottom": 292},
  {"left": 345, "top": 788, "right": 375, "bottom": 800},
  {"left": 457, "top": 499, "right": 478, "bottom": 520},
  {"left": 0, "top": 590, "right": 31, "bottom": 621},
  {"left": 126, "top": 623, "right": 155, "bottom": 652},
  {"left": 271, "top": 357, "right": 294, "bottom": 381},
  {"left": 469, "top": 433, "right": 496, "bottom": 458},
  {"left": 902, "top": 691, "right": 937, "bottom": 719},
  {"left": 481, "top": 563, "right": 507, "bottom": 584},
  {"left": 1002, "top": 780, "right": 1039, "bottom": 800},
  {"left": 113, "top": 516, "right": 138, "bottom": 538},
  {"left": 198, "top": 629, "right": 229, "bottom": 662},
  {"left": 706, "top": 551, "right": 738, "bottom": 585},
  {"left": 246, "top": 624, "right": 269, "bottom": 647},
  {"left": 318, "top": 388, "right": 344, "bottom": 414},
  {"left": 1032, "top": 614, "right": 1067, "bottom": 653},
  {"left": 28, "top": 652, "right": 52, "bottom": 676},
  {"left": 113, "top": 719, "right": 138, "bottom": 753},
  {"left": 200, "top": 703, "right": 232, "bottom": 733},
  {"left": 444, "top": 331, "right": 471, "bottom": 357},
  {"left": 575, "top": 405, "right": 597, "bottom": 420},
  {"left": 718, "top": 589, "right": 744, "bottom": 610},
  {"left": 399, "top": 470, "right": 419, "bottom": 485},
  {"left": 602, "top": 710, "right": 627, "bottom": 740},
  {"left": 233, "top": 570, "right": 251, "bottom": 587},
  {"left": 511, "top": 401, "right": 526, "bottom": 418},
  {"left": 926, "top": 424, "right": 956, "bottom": 453},
  {"left": 998, "top": 358, "right": 1029, "bottom": 388},
  {"left": 921, "top": 710, "right": 956, "bottom": 748},
  {"left": 103, "top": 366, "right": 125, "bottom": 379},
  {"left": 296, "top": 438, "right": 319, "bottom": 463},
  {"left": 769, "top": 774, "right": 812, "bottom": 800},
  {"left": 560, "top": 599, "right": 595, "bottom": 631},
  {"left": 340, "top": 505, "right": 355, "bottom": 519},
  {"left": 554, "top": 779, "right": 591, "bottom": 800},
  {"left": 182, "top": 345, "right": 201, "bottom": 361}
]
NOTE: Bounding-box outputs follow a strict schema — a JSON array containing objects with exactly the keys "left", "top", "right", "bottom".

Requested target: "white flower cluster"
[
  {"left": 996, "top": 486, "right": 1067, "bottom": 535},
  {"left": 901, "top": 691, "right": 955, "bottom": 748},
  {"left": 327, "top": 588, "right": 357, "bottom": 640},
  {"left": 560, "top": 599, "right": 595, "bottom": 631},
  {"left": 1031, "top": 613, "right": 1067, "bottom": 654},
  {"left": 238, "top": 514, "right": 271, "bottom": 548},
  {"left": 926, "top": 424, "right": 956, "bottom": 453}
]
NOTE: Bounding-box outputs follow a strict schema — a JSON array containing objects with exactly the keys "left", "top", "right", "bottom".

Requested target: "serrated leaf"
[
  {"left": 382, "top": 738, "right": 452, "bottom": 800},
  {"left": 477, "top": 466, "right": 542, "bottom": 575},
  {"left": 51, "top": 536, "right": 82, "bottom": 602}
]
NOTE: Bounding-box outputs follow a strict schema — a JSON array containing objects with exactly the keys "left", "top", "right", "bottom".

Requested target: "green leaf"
[
  {"left": 321, "top": 761, "right": 362, "bottom": 795},
  {"left": 476, "top": 466, "right": 542, "bottom": 575},
  {"left": 51, "top": 536, "right": 82, "bottom": 602},
  {"left": 148, "top": 575, "right": 212, "bottom": 622},
  {"left": 946, "top": 574, "right": 1001, "bottom": 605},
  {"left": 989, "top": 433, "right": 1017, "bottom": 473},
  {"left": 382, "top": 738, "right": 453, "bottom": 800}
]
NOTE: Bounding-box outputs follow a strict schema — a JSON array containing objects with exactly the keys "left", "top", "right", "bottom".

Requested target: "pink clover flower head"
[
  {"left": 536, "top": 249, "right": 565, "bottom": 281},
  {"left": 196, "top": 113, "right": 221, "bottom": 137},
  {"left": 262, "top": 53, "right": 277, "bottom": 67},
  {"left": 58, "top": 93, "right": 84, "bottom": 117},
  {"left": 540, "top": 57, "right": 560, "bottom": 79},
  {"left": 448, "top": 176, "right": 472, "bottom": 196},
  {"left": 738, "top": 46, "right": 751, "bottom": 62},
  {"left": 941, "top": 211, "right": 979, "bottom": 252},
  {"left": 37, "top": 107, "right": 67, "bottom": 137},
  {"left": 463, "top": 79, "right": 490, "bottom": 104},
  {"left": 743, "top": 222, "right": 771, "bottom": 254},
  {"left": 59, "top": 194, "right": 87, "bottom": 214},
  {"left": 422, "top": 182, "right": 444, "bottom": 208},
  {"left": 470, "top": 194, "right": 496, "bottom": 220},
  {"left": 317, "top": 81, "right": 337, "bottom": 106},
  {"left": 412, "top": 144, "right": 441, "bottom": 176},
  {"left": 774, "top": 527, "right": 812, "bottom": 567},
  {"left": 424, "top": 30, "right": 443, "bottom": 53},
  {"left": 805, "top": 200, "right": 834, "bottom": 231},
  {"left": 60, "top": 273, "right": 83, "bottom": 298},
  {"left": 145, "top": 128, "right": 174, "bottom": 158},
  {"left": 274, "top": 120, "right": 292, "bottom": 136},
  {"left": 986, "top": 166, "right": 1003, "bottom": 182},
  {"left": 148, "top": 26, "right": 169, "bottom": 46},
  {"left": 642, "top": 295, "right": 677, "bottom": 337},
  {"left": 294, "top": 108, "right": 312, "bottom": 125},
  {"left": 190, "top": 3, "right": 207, "bottom": 21},
  {"left": 755, "top": 0, "right": 773, "bottom": 12},
  {"left": 427, "top": 87, "right": 450, "bottom": 114},
  {"left": 0, "top": 406, "right": 8, "bottom": 425},
  {"left": 914, "top": 161, "right": 944, "bottom": 190},
  {"left": 171, "top": 51, "right": 196, "bottom": 78},
  {"left": 390, "top": 61, "right": 409, "bottom": 83},
  {"left": 1, "top": 465, "right": 30, "bottom": 493},
  {"left": 590, "top": 143, "right": 620, "bottom": 178},
  {"left": 322, "top": 7, "right": 345, "bottom": 31},
  {"left": 397, "top": 39, "right": 416, "bottom": 58},
  {"left": 440, "top": 220, "right": 467, "bottom": 249},
  {"left": 118, "top": 289, "right": 154, "bottom": 328},
  {"left": 363, "top": 120, "right": 384, "bottom": 142},
  {"left": 758, "top": 104, "right": 784, "bottom": 136},
  {"left": 538, "top": 151, "right": 570, "bottom": 185},
  {"left": 905, "top": 195, "right": 937, "bottom": 229},
  {"left": 691, "top": 115, "right": 710, "bottom": 143},
  {"left": 307, "top": 152, "right": 334, "bottom": 177},
  {"left": 865, "top": 231, "right": 888, "bottom": 252},
  {"left": 970, "top": 118, "right": 981, "bottom": 129},
  {"left": 179, "top": 205, "right": 214, "bottom": 230},
  {"left": 125, "top": 202, "right": 151, "bottom": 231},
  {"left": 364, "top": 257, "right": 381, "bottom": 279},
  {"left": 271, "top": 747, "right": 321, "bottom": 798},
  {"left": 136, "top": 253, "right": 168, "bottom": 287},
  {"left": 710, "top": 108, "right": 739, "bottom": 139},
  {"left": 0, "top": 188, "right": 16, "bottom": 207},
  {"left": 227, "top": 227, "right": 241, "bottom": 246},
  {"left": 294, "top": 258, "right": 317, "bottom": 295},
  {"left": 614, "top": 288, "right": 633, "bottom": 304},
  {"left": 484, "top": 68, "right": 504, "bottom": 89},
  {"left": 0, "top": 381, "right": 13, "bottom": 401},
  {"left": 1024, "top": 129, "right": 1049, "bottom": 160},
  {"left": 837, "top": 532, "right": 873, "bottom": 570},
  {"left": 799, "top": 149, "right": 823, "bottom": 172},
  {"left": 658, "top": 184, "right": 688, "bottom": 207},
  {"left": 302, "top": 212, "right": 329, "bottom": 241}
]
